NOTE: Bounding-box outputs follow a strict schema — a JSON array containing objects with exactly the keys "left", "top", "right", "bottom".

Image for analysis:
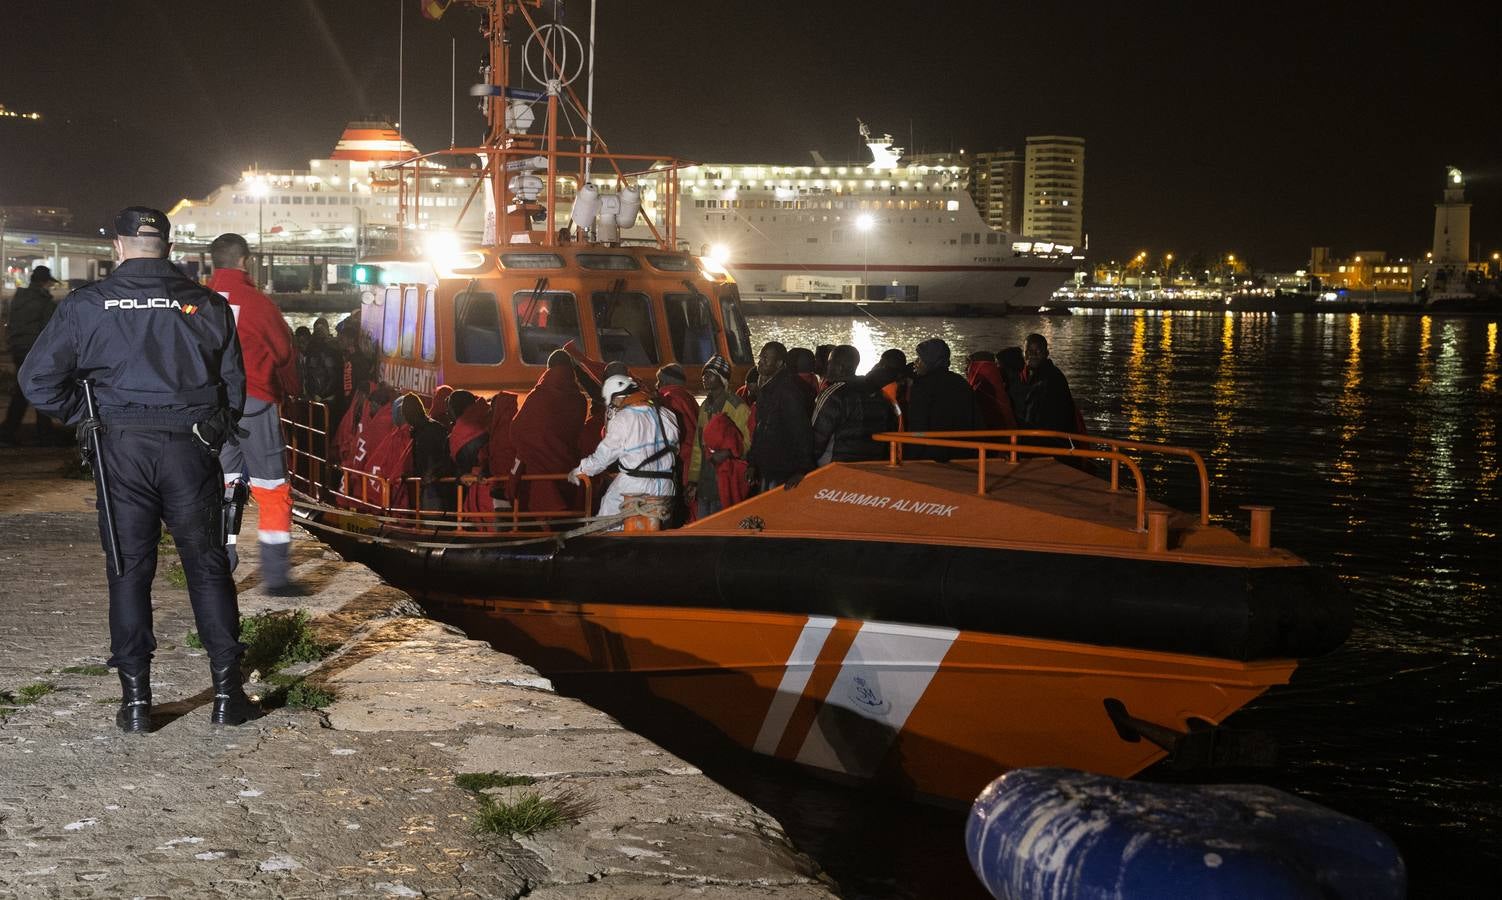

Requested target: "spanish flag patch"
[{"left": 181, "top": 303, "right": 198, "bottom": 316}]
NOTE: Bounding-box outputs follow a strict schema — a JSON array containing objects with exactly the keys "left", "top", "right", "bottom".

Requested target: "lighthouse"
[{"left": 1431, "top": 166, "right": 1471, "bottom": 264}]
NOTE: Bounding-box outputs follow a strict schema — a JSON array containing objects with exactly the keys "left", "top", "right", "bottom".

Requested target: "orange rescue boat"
[{"left": 297, "top": 430, "right": 1350, "bottom": 804}]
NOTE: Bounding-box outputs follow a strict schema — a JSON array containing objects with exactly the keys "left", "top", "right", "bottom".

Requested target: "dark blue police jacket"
[{"left": 19, "top": 257, "right": 246, "bottom": 429}]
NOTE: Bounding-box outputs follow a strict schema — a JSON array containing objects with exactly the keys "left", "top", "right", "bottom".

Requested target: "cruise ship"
[
  {"left": 661, "top": 127, "right": 1078, "bottom": 307},
  {"left": 169, "top": 122, "right": 1076, "bottom": 307},
  {"left": 167, "top": 122, "right": 485, "bottom": 248}
]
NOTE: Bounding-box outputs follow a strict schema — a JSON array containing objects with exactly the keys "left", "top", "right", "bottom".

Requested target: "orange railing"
[
  {"left": 281, "top": 399, "right": 331, "bottom": 500},
  {"left": 873, "top": 430, "right": 1212, "bottom": 532},
  {"left": 279, "top": 400, "right": 595, "bottom": 536}
]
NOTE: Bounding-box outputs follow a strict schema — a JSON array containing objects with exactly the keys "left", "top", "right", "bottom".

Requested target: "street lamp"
[{"left": 856, "top": 214, "right": 875, "bottom": 296}]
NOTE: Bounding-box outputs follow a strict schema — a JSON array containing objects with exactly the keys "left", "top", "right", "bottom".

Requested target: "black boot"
[
  {"left": 209, "top": 660, "right": 264, "bottom": 726},
  {"left": 115, "top": 666, "right": 151, "bottom": 734}
]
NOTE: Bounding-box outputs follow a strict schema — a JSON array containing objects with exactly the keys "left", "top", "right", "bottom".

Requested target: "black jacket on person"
[
  {"left": 748, "top": 367, "right": 815, "bottom": 483},
  {"left": 905, "top": 368, "right": 978, "bottom": 461},
  {"left": 411, "top": 416, "right": 459, "bottom": 512},
  {"left": 300, "top": 336, "right": 343, "bottom": 399},
  {"left": 6, "top": 286, "right": 57, "bottom": 354},
  {"left": 20, "top": 257, "right": 245, "bottom": 429},
  {"left": 1012, "top": 359, "right": 1077, "bottom": 433},
  {"left": 813, "top": 376, "right": 898, "bottom": 464}
]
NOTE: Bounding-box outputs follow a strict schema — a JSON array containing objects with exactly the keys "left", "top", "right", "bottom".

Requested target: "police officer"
[{"left": 19, "top": 206, "right": 262, "bottom": 733}]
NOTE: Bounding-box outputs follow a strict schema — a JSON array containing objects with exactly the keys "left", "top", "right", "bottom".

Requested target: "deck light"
[{"left": 424, "top": 231, "right": 465, "bottom": 269}]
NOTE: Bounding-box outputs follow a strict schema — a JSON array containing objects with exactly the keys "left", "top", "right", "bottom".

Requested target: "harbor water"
[{"left": 547, "top": 311, "right": 1498, "bottom": 898}]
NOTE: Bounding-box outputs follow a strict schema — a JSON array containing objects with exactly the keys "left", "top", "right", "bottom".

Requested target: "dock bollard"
[
  {"left": 1242, "top": 504, "right": 1274, "bottom": 550},
  {"left": 965, "top": 767, "right": 1405, "bottom": 900}
]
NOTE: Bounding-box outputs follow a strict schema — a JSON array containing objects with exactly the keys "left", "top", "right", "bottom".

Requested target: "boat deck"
[{"left": 680, "top": 456, "right": 1297, "bottom": 567}]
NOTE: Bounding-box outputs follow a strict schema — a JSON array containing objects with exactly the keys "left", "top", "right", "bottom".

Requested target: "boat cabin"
[{"left": 358, "top": 245, "right": 755, "bottom": 399}]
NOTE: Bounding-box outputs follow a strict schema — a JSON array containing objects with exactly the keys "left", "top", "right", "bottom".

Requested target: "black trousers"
[{"left": 99, "top": 428, "right": 244, "bottom": 670}]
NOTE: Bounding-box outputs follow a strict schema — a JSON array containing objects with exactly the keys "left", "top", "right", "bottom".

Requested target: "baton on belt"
[{"left": 78, "top": 379, "right": 125, "bottom": 577}]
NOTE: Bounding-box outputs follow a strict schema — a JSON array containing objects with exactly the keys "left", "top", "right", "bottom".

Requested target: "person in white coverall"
[{"left": 569, "top": 374, "right": 680, "bottom": 527}]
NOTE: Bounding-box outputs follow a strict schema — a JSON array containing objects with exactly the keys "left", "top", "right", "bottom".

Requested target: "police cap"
[{"left": 115, "top": 206, "right": 171, "bottom": 240}]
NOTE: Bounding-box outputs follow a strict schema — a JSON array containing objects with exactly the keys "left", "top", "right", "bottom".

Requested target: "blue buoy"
[{"left": 966, "top": 768, "right": 1404, "bottom": 899}]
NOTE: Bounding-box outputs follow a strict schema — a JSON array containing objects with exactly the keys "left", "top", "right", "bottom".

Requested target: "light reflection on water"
[{"left": 740, "top": 311, "right": 1500, "bottom": 898}]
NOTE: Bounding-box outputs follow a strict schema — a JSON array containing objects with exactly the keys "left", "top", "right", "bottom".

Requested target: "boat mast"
[{"left": 582, "top": 0, "right": 597, "bottom": 187}]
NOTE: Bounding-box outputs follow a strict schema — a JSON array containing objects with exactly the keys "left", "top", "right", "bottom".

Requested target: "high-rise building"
[
  {"left": 1022, "top": 135, "right": 1085, "bottom": 248},
  {"left": 972, "top": 150, "right": 1024, "bottom": 234}
]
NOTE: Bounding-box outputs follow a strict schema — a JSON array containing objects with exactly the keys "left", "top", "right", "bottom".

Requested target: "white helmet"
[{"left": 602, "top": 374, "right": 638, "bottom": 403}]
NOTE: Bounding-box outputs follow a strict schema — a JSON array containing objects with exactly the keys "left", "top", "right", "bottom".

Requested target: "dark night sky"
[{"left": 1, "top": 0, "right": 1498, "bottom": 268}]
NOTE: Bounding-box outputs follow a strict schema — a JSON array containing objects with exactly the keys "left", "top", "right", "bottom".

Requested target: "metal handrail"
[
  {"left": 873, "top": 431, "right": 1151, "bottom": 532},
  {"left": 398, "top": 473, "right": 595, "bottom": 531},
  {"left": 279, "top": 400, "right": 595, "bottom": 533},
  {"left": 876, "top": 429, "right": 1211, "bottom": 526}
]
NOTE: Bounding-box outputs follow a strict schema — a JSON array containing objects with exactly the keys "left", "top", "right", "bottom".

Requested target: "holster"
[{"left": 221, "top": 479, "right": 249, "bottom": 547}]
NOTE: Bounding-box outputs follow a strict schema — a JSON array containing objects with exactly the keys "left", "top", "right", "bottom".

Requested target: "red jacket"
[
  {"left": 967, "top": 359, "right": 1017, "bottom": 430},
  {"left": 210, "top": 268, "right": 299, "bottom": 403},
  {"left": 511, "top": 367, "right": 586, "bottom": 512},
  {"left": 658, "top": 384, "right": 700, "bottom": 480}
]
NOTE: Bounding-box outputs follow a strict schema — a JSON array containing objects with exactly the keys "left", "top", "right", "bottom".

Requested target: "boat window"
[
  {"left": 717, "top": 285, "right": 754, "bottom": 363},
  {"left": 381, "top": 286, "right": 402, "bottom": 354},
  {"left": 453, "top": 290, "right": 504, "bottom": 365},
  {"left": 645, "top": 254, "right": 695, "bottom": 272},
  {"left": 499, "top": 252, "right": 564, "bottom": 269},
  {"left": 420, "top": 286, "right": 437, "bottom": 361},
  {"left": 590, "top": 291, "right": 659, "bottom": 365},
  {"left": 512, "top": 290, "right": 581, "bottom": 364},
  {"left": 663, "top": 292, "right": 715, "bottom": 364},
  {"left": 399, "top": 287, "right": 419, "bottom": 358},
  {"left": 577, "top": 253, "right": 640, "bottom": 270}
]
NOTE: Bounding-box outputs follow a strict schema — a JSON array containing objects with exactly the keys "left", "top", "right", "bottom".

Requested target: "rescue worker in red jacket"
[{"left": 208, "top": 233, "right": 302, "bottom": 594}]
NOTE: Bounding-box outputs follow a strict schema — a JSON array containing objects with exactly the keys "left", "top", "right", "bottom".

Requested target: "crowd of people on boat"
[{"left": 295, "top": 320, "right": 1081, "bottom": 530}]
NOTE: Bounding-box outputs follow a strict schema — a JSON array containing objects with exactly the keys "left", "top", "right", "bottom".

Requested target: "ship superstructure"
[{"left": 167, "top": 122, "right": 483, "bottom": 250}]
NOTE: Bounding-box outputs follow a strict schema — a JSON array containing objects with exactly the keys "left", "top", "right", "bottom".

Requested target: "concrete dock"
[{"left": 0, "top": 436, "right": 836, "bottom": 898}]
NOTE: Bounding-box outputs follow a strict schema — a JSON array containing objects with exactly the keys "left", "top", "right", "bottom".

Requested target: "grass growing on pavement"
[
  {"left": 242, "top": 610, "right": 334, "bottom": 674},
  {"left": 455, "top": 772, "right": 536, "bottom": 793},
  {"left": 17, "top": 683, "right": 55, "bottom": 703},
  {"left": 165, "top": 562, "right": 188, "bottom": 588},
  {"left": 464, "top": 775, "right": 593, "bottom": 837},
  {"left": 2, "top": 683, "right": 57, "bottom": 719},
  {"left": 60, "top": 665, "right": 111, "bottom": 676},
  {"left": 187, "top": 610, "right": 334, "bottom": 676},
  {"left": 281, "top": 679, "right": 335, "bottom": 709},
  {"left": 473, "top": 790, "right": 582, "bottom": 837}
]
